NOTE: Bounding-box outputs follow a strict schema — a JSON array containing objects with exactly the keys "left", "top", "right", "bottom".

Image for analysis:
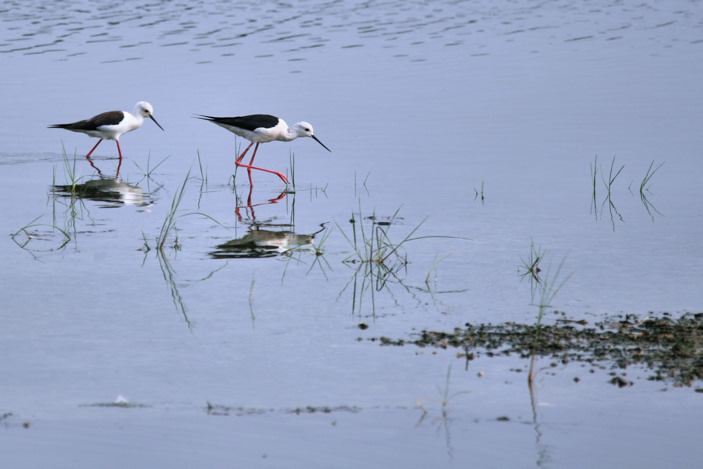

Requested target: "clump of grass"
[
  {"left": 157, "top": 169, "right": 222, "bottom": 250},
  {"left": 336, "top": 203, "right": 461, "bottom": 267},
  {"left": 335, "top": 203, "right": 470, "bottom": 316},
  {"left": 60, "top": 143, "right": 82, "bottom": 194},
  {"left": 133, "top": 152, "right": 170, "bottom": 180},
  {"left": 533, "top": 256, "right": 571, "bottom": 328},
  {"left": 639, "top": 160, "right": 664, "bottom": 194},
  {"left": 11, "top": 215, "right": 71, "bottom": 253},
  {"left": 518, "top": 240, "right": 549, "bottom": 302},
  {"left": 13, "top": 148, "right": 85, "bottom": 253},
  {"left": 523, "top": 245, "right": 572, "bottom": 385},
  {"left": 602, "top": 155, "right": 624, "bottom": 195},
  {"left": 590, "top": 155, "right": 624, "bottom": 229},
  {"left": 638, "top": 160, "right": 664, "bottom": 219}
]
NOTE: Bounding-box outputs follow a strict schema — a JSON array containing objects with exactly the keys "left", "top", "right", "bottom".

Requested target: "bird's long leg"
[
  {"left": 235, "top": 142, "right": 290, "bottom": 184},
  {"left": 85, "top": 139, "right": 103, "bottom": 159},
  {"left": 115, "top": 140, "right": 124, "bottom": 159},
  {"left": 235, "top": 142, "right": 255, "bottom": 165}
]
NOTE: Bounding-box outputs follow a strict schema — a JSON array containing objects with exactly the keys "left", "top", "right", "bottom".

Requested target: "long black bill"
[
  {"left": 312, "top": 135, "right": 331, "bottom": 152},
  {"left": 150, "top": 115, "right": 165, "bottom": 131}
]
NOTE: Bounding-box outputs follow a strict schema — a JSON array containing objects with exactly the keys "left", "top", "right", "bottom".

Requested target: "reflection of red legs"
[
  {"left": 235, "top": 142, "right": 290, "bottom": 184},
  {"left": 234, "top": 185, "right": 288, "bottom": 223},
  {"left": 85, "top": 139, "right": 103, "bottom": 159},
  {"left": 86, "top": 157, "right": 102, "bottom": 175},
  {"left": 235, "top": 184, "right": 255, "bottom": 222},
  {"left": 83, "top": 138, "right": 123, "bottom": 177}
]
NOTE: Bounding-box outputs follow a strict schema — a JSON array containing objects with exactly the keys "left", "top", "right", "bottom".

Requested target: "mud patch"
[{"left": 369, "top": 311, "right": 703, "bottom": 388}]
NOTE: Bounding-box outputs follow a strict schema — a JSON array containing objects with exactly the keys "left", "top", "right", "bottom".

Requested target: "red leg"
[
  {"left": 235, "top": 142, "right": 256, "bottom": 165},
  {"left": 247, "top": 144, "right": 257, "bottom": 185},
  {"left": 85, "top": 139, "right": 103, "bottom": 159},
  {"left": 234, "top": 142, "right": 290, "bottom": 184},
  {"left": 115, "top": 140, "right": 124, "bottom": 159},
  {"left": 247, "top": 143, "right": 259, "bottom": 166}
]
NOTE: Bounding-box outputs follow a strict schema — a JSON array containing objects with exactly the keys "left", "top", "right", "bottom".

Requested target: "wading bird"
[
  {"left": 197, "top": 113, "right": 330, "bottom": 184},
  {"left": 49, "top": 101, "right": 164, "bottom": 160}
]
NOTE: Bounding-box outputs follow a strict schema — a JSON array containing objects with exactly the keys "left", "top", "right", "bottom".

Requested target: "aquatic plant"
[
  {"left": 288, "top": 150, "right": 295, "bottom": 189},
  {"left": 197, "top": 150, "right": 208, "bottom": 186},
  {"left": 518, "top": 240, "right": 548, "bottom": 302},
  {"left": 334, "top": 203, "right": 469, "bottom": 316},
  {"left": 602, "top": 155, "right": 624, "bottom": 195},
  {"left": 335, "top": 203, "right": 457, "bottom": 267},
  {"left": 133, "top": 151, "right": 170, "bottom": 180},
  {"left": 417, "top": 362, "right": 470, "bottom": 418},
  {"left": 60, "top": 143, "right": 82, "bottom": 194},
  {"left": 157, "top": 169, "right": 222, "bottom": 250},
  {"left": 639, "top": 160, "right": 664, "bottom": 194},
  {"left": 473, "top": 180, "right": 485, "bottom": 201}
]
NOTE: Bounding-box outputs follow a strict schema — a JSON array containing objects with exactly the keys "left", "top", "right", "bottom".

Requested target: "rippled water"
[{"left": 1, "top": 1, "right": 702, "bottom": 467}]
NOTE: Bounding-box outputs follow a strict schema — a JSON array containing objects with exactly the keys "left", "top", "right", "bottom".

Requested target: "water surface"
[{"left": 1, "top": 1, "right": 702, "bottom": 467}]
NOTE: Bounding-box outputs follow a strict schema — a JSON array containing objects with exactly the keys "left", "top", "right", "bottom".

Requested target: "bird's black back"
[
  {"left": 49, "top": 111, "right": 125, "bottom": 130},
  {"left": 198, "top": 114, "right": 279, "bottom": 132}
]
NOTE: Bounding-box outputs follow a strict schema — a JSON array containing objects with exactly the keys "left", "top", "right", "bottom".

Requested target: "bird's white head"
[
  {"left": 292, "top": 121, "right": 315, "bottom": 138},
  {"left": 134, "top": 101, "right": 155, "bottom": 118},
  {"left": 133, "top": 101, "right": 164, "bottom": 131},
  {"left": 293, "top": 121, "right": 330, "bottom": 152}
]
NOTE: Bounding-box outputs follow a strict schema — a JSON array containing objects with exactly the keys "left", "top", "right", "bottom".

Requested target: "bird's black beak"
[
  {"left": 150, "top": 115, "right": 165, "bottom": 131},
  {"left": 312, "top": 135, "right": 330, "bottom": 152}
]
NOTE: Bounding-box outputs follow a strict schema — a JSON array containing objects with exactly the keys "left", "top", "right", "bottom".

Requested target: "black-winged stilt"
[
  {"left": 49, "top": 101, "right": 164, "bottom": 160},
  {"left": 196, "top": 114, "right": 330, "bottom": 184}
]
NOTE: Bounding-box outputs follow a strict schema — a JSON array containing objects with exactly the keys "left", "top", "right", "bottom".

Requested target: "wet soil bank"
[{"left": 368, "top": 311, "right": 703, "bottom": 389}]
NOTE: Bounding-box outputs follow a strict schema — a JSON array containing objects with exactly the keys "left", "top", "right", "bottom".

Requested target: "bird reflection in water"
[
  {"left": 52, "top": 175, "right": 152, "bottom": 208},
  {"left": 211, "top": 184, "right": 325, "bottom": 259}
]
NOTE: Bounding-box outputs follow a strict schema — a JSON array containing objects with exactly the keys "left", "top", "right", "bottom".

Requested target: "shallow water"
[{"left": 1, "top": 1, "right": 702, "bottom": 467}]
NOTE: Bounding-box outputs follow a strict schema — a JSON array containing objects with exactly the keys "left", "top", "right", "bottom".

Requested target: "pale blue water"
[{"left": 1, "top": 1, "right": 702, "bottom": 467}]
